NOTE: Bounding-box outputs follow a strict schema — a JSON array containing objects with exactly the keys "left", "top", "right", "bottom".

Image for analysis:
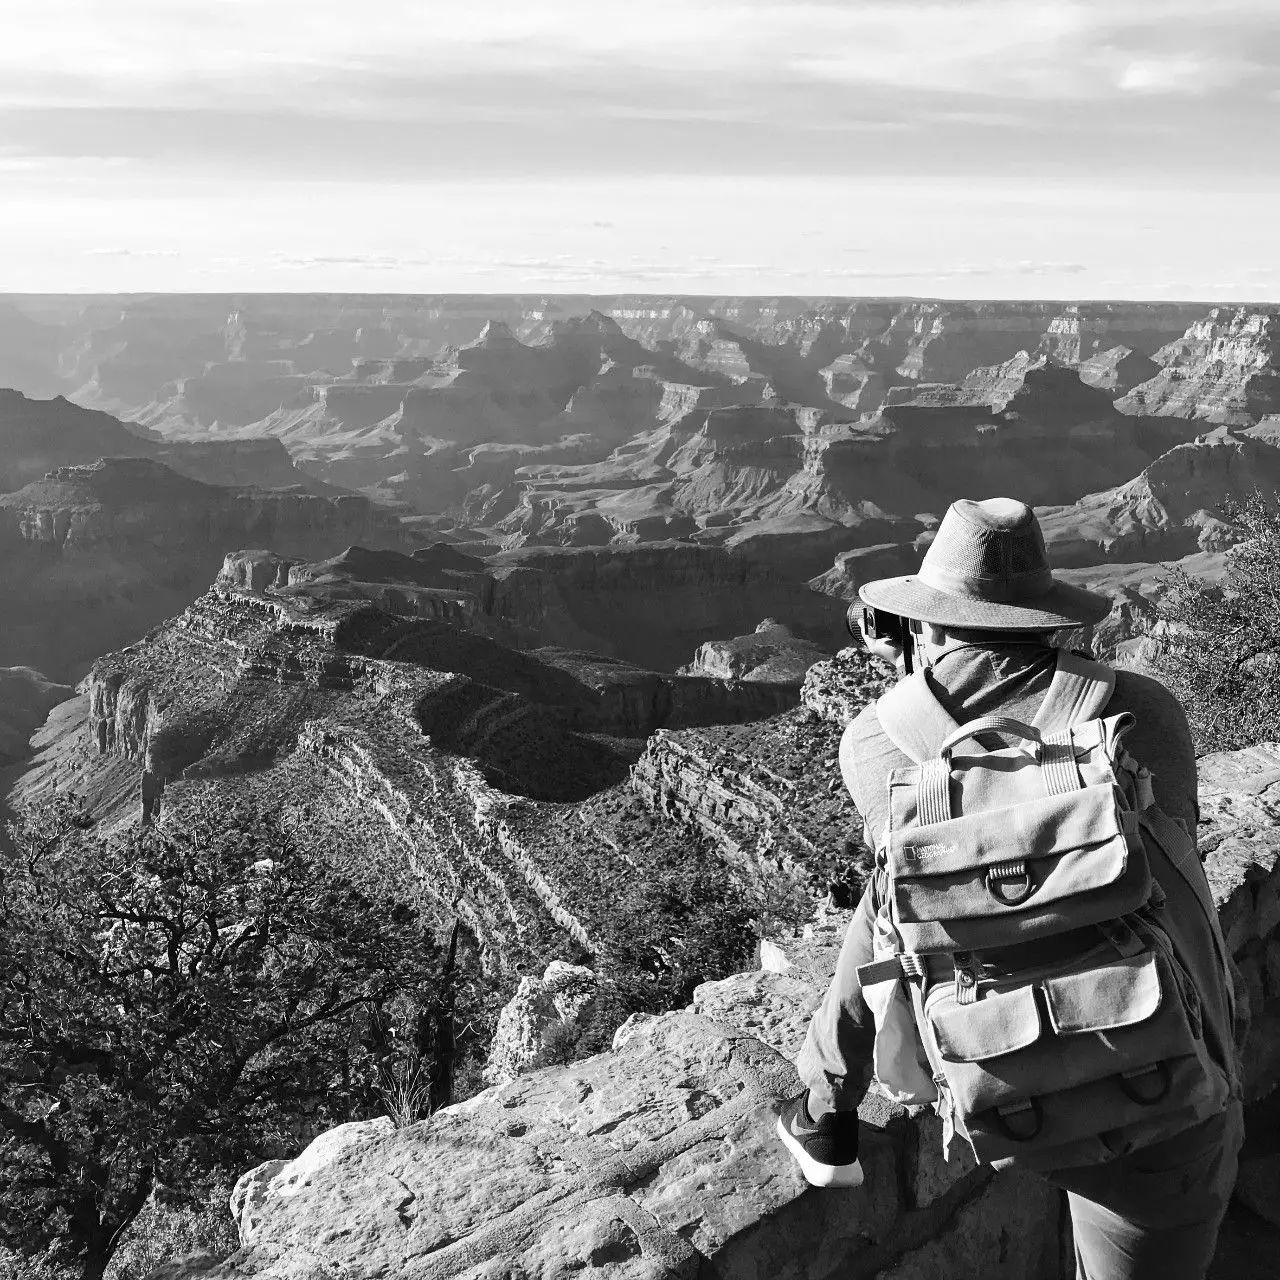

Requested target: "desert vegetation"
[
  {"left": 0, "top": 798, "right": 450, "bottom": 1279},
  {"left": 1155, "top": 496, "right": 1280, "bottom": 753}
]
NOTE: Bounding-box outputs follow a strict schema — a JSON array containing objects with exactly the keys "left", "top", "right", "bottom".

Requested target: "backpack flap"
[
  {"left": 888, "top": 783, "right": 1153, "bottom": 952},
  {"left": 921, "top": 948, "right": 1226, "bottom": 1168}
]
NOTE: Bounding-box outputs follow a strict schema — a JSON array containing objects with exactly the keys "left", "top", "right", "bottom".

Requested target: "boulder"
[
  {"left": 485, "top": 961, "right": 598, "bottom": 1084},
  {"left": 202, "top": 1011, "right": 1063, "bottom": 1280}
]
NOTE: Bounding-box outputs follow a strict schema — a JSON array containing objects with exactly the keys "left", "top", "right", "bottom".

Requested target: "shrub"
[
  {"left": 1154, "top": 495, "right": 1280, "bottom": 752},
  {"left": 103, "top": 1184, "right": 239, "bottom": 1280},
  {"left": 0, "top": 798, "right": 445, "bottom": 1280}
]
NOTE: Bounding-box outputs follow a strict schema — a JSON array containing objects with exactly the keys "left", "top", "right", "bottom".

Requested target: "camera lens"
[{"left": 845, "top": 603, "right": 864, "bottom": 641}]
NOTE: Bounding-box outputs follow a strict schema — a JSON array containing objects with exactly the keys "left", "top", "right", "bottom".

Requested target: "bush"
[
  {"left": 0, "top": 798, "right": 445, "bottom": 1280},
  {"left": 103, "top": 1185, "right": 239, "bottom": 1280},
  {"left": 1154, "top": 496, "right": 1280, "bottom": 752}
]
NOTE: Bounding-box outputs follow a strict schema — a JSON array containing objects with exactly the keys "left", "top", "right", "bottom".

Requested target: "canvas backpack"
[{"left": 855, "top": 648, "right": 1241, "bottom": 1172}]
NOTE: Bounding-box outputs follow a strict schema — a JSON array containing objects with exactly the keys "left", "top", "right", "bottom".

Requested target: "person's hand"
[{"left": 857, "top": 614, "right": 904, "bottom": 668}]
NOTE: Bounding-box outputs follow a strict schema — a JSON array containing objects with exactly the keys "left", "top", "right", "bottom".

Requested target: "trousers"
[
  {"left": 1049, "top": 1101, "right": 1242, "bottom": 1280},
  {"left": 795, "top": 891, "right": 1244, "bottom": 1280}
]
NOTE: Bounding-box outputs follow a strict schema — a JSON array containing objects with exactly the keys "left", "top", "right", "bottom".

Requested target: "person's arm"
[{"left": 1112, "top": 670, "right": 1199, "bottom": 838}]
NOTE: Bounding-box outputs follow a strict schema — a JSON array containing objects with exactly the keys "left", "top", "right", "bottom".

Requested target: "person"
[{"left": 776, "top": 497, "right": 1243, "bottom": 1280}]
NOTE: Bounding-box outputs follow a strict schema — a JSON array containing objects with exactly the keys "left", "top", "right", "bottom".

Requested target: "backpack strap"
[
  {"left": 1031, "top": 649, "right": 1116, "bottom": 735},
  {"left": 875, "top": 671, "right": 962, "bottom": 765}
]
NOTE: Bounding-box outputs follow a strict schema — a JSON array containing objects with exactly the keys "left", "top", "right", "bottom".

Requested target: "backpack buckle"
[
  {"left": 1117, "top": 1062, "right": 1172, "bottom": 1106},
  {"left": 985, "top": 860, "right": 1034, "bottom": 906},
  {"left": 992, "top": 1097, "right": 1044, "bottom": 1142},
  {"left": 953, "top": 951, "right": 978, "bottom": 1005}
]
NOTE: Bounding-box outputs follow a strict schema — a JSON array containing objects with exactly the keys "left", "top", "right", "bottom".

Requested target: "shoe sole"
[{"left": 775, "top": 1115, "right": 865, "bottom": 1188}]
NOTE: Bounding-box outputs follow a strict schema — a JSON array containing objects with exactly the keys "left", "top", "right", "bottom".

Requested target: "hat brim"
[{"left": 859, "top": 574, "right": 1112, "bottom": 631}]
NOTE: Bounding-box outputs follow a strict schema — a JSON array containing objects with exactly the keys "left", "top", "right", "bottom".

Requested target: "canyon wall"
[{"left": 0, "top": 458, "right": 409, "bottom": 681}]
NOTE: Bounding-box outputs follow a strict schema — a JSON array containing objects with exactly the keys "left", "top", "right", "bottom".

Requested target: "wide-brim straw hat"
[{"left": 859, "top": 497, "right": 1111, "bottom": 631}]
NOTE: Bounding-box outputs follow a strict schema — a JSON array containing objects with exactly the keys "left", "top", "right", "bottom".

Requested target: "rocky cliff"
[
  {"left": 164, "top": 721, "right": 1280, "bottom": 1280},
  {"left": 1077, "top": 345, "right": 1160, "bottom": 396},
  {"left": 1119, "top": 308, "right": 1280, "bottom": 424},
  {"left": 0, "top": 458, "right": 409, "bottom": 681},
  {"left": 482, "top": 352, "right": 1203, "bottom": 581},
  {"left": 8, "top": 560, "right": 826, "bottom": 987},
  {"left": 1038, "top": 304, "right": 1207, "bottom": 366},
  {"left": 631, "top": 649, "right": 888, "bottom": 897},
  {"left": 0, "top": 388, "right": 338, "bottom": 493},
  {"left": 1037, "top": 425, "right": 1280, "bottom": 569},
  {"left": 213, "top": 541, "right": 847, "bottom": 676}
]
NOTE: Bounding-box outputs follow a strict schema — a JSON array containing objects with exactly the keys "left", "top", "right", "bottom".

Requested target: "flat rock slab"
[{"left": 210, "top": 1012, "right": 1062, "bottom": 1280}]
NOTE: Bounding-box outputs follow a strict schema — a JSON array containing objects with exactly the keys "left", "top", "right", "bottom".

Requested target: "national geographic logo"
[{"left": 902, "top": 843, "right": 956, "bottom": 861}]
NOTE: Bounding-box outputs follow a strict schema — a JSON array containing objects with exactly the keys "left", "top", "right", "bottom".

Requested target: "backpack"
[{"left": 854, "top": 649, "right": 1241, "bottom": 1172}]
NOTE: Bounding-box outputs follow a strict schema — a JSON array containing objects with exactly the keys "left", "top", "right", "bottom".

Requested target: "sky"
[{"left": 1, "top": 0, "right": 1277, "bottom": 298}]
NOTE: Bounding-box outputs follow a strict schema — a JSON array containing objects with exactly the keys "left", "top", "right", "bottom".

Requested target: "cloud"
[
  {"left": 1117, "top": 55, "right": 1262, "bottom": 94},
  {"left": 819, "top": 261, "right": 1089, "bottom": 280},
  {"left": 84, "top": 246, "right": 179, "bottom": 258},
  {"left": 3, "top": 1, "right": 1278, "bottom": 110},
  {"left": 0, "top": 1, "right": 1274, "bottom": 197}
]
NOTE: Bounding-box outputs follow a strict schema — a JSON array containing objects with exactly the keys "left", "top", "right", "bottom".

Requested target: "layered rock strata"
[
  {"left": 632, "top": 649, "right": 890, "bottom": 892},
  {"left": 4, "top": 296, "right": 1209, "bottom": 555},
  {"left": 1120, "top": 309, "right": 1280, "bottom": 424},
  {"left": 7, "top": 571, "right": 823, "bottom": 982},
  {"left": 0, "top": 459, "right": 409, "bottom": 680},
  {"left": 1038, "top": 426, "right": 1280, "bottom": 568},
  {"left": 1077, "top": 346, "right": 1160, "bottom": 396}
]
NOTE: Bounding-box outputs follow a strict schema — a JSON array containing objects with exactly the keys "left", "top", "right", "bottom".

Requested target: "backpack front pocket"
[
  {"left": 889, "top": 786, "right": 1153, "bottom": 951},
  {"left": 920, "top": 948, "right": 1210, "bottom": 1164}
]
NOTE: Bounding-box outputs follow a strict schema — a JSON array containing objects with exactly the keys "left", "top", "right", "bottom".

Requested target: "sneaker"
[{"left": 775, "top": 1092, "right": 864, "bottom": 1188}]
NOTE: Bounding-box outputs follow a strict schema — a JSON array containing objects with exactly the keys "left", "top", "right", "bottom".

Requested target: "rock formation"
[
  {"left": 679, "top": 620, "right": 829, "bottom": 685},
  {"left": 1038, "top": 303, "right": 1206, "bottom": 366},
  {"left": 0, "top": 389, "right": 160, "bottom": 491},
  {"left": 1037, "top": 426, "right": 1280, "bottom": 569},
  {"left": 484, "top": 960, "right": 598, "bottom": 1084},
  {"left": 7, "top": 557, "right": 826, "bottom": 988},
  {"left": 205, "top": 1005, "right": 1065, "bottom": 1280},
  {"left": 0, "top": 458, "right": 410, "bottom": 681},
  {"left": 1119, "top": 308, "right": 1280, "bottom": 424},
  {"left": 0, "top": 388, "right": 346, "bottom": 494},
  {"left": 0, "top": 297, "right": 1216, "bottom": 549},
  {"left": 1077, "top": 345, "right": 1160, "bottom": 396},
  {"left": 891, "top": 304, "right": 1053, "bottom": 383},
  {"left": 632, "top": 648, "right": 889, "bottom": 896},
  {"left": 481, "top": 543, "right": 847, "bottom": 670}
]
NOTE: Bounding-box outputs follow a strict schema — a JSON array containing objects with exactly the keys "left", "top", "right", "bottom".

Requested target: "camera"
[{"left": 847, "top": 604, "right": 915, "bottom": 674}]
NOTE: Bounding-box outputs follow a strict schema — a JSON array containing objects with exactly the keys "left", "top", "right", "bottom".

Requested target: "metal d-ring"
[
  {"left": 986, "top": 862, "right": 1035, "bottom": 906},
  {"left": 1117, "top": 1062, "right": 1172, "bottom": 1106},
  {"left": 991, "top": 1097, "right": 1044, "bottom": 1143}
]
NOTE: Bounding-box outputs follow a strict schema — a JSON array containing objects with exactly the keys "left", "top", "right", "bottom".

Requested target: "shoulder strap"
[
  {"left": 1031, "top": 649, "right": 1116, "bottom": 735},
  {"left": 875, "top": 671, "right": 962, "bottom": 764}
]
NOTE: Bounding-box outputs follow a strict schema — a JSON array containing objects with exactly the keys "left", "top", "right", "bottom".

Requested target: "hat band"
[{"left": 917, "top": 560, "right": 1055, "bottom": 604}]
